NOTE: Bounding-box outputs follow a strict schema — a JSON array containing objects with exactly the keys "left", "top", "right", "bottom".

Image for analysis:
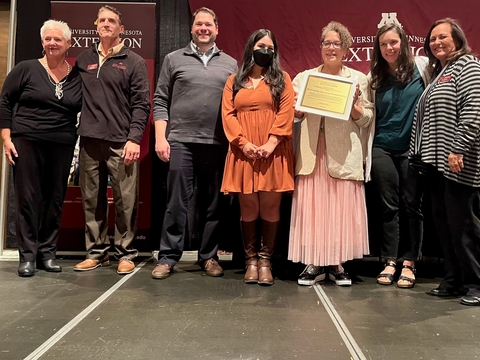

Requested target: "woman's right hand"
[
  {"left": 242, "top": 142, "right": 258, "bottom": 159},
  {"left": 3, "top": 138, "right": 17, "bottom": 165},
  {"left": 294, "top": 109, "right": 305, "bottom": 119}
]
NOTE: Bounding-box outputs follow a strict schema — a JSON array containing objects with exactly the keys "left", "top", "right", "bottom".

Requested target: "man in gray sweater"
[{"left": 151, "top": 7, "right": 237, "bottom": 279}]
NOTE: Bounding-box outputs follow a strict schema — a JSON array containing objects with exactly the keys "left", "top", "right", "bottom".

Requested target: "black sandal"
[
  {"left": 377, "top": 260, "right": 396, "bottom": 285},
  {"left": 397, "top": 265, "right": 416, "bottom": 288}
]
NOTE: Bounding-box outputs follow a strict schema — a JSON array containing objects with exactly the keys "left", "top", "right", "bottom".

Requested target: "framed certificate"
[{"left": 295, "top": 71, "right": 357, "bottom": 121}]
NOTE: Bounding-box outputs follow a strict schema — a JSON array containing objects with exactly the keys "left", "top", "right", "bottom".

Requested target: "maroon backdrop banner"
[
  {"left": 189, "top": 0, "right": 480, "bottom": 76},
  {"left": 51, "top": 1, "right": 156, "bottom": 252}
]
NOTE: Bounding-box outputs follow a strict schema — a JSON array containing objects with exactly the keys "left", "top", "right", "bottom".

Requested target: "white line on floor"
[
  {"left": 314, "top": 284, "right": 367, "bottom": 360},
  {"left": 23, "top": 260, "right": 149, "bottom": 360}
]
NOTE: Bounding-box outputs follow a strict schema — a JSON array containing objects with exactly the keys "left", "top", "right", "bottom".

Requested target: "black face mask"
[{"left": 253, "top": 48, "right": 274, "bottom": 68}]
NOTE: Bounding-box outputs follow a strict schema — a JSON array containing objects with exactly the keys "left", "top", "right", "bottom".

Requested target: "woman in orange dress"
[{"left": 221, "top": 29, "right": 294, "bottom": 286}]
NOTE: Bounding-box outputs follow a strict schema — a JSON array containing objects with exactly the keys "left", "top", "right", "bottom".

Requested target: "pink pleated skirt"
[{"left": 288, "top": 133, "right": 369, "bottom": 267}]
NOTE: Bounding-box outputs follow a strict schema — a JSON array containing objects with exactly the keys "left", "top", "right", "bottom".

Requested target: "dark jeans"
[
  {"left": 12, "top": 136, "right": 74, "bottom": 262},
  {"left": 371, "top": 147, "right": 423, "bottom": 261},
  {"left": 445, "top": 179, "right": 480, "bottom": 296},
  {"left": 158, "top": 142, "right": 229, "bottom": 267}
]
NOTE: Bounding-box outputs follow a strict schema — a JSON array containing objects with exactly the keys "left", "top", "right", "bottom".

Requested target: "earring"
[{"left": 42, "top": 48, "right": 45, "bottom": 56}]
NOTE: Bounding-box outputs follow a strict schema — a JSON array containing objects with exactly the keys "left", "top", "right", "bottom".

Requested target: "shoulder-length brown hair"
[
  {"left": 424, "top": 18, "right": 472, "bottom": 77},
  {"left": 370, "top": 23, "right": 414, "bottom": 90}
]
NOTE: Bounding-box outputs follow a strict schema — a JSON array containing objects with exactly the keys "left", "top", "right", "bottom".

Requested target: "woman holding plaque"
[
  {"left": 221, "top": 29, "right": 294, "bottom": 286},
  {"left": 369, "top": 23, "right": 430, "bottom": 288},
  {"left": 0, "top": 20, "right": 82, "bottom": 277},
  {"left": 288, "top": 21, "right": 374, "bottom": 286}
]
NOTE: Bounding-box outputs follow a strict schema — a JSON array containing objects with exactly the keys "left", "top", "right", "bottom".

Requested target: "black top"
[
  {"left": 0, "top": 59, "right": 82, "bottom": 144},
  {"left": 76, "top": 43, "right": 150, "bottom": 144}
]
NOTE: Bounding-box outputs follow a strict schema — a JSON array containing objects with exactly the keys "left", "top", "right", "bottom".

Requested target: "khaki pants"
[{"left": 79, "top": 137, "right": 139, "bottom": 260}]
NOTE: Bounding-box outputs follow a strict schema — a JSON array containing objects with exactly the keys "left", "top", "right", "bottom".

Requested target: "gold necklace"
[{"left": 42, "top": 58, "right": 71, "bottom": 100}]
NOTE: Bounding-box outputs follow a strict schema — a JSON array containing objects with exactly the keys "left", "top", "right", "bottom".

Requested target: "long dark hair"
[
  {"left": 370, "top": 23, "right": 414, "bottom": 90},
  {"left": 424, "top": 18, "right": 472, "bottom": 78},
  {"left": 233, "top": 29, "right": 285, "bottom": 105}
]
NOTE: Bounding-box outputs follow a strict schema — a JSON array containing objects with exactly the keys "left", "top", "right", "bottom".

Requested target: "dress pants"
[
  {"left": 12, "top": 136, "right": 74, "bottom": 262},
  {"left": 158, "top": 142, "right": 228, "bottom": 267},
  {"left": 445, "top": 179, "right": 480, "bottom": 296},
  {"left": 371, "top": 147, "right": 424, "bottom": 261},
  {"left": 428, "top": 172, "right": 463, "bottom": 290},
  {"left": 79, "top": 137, "right": 139, "bottom": 260}
]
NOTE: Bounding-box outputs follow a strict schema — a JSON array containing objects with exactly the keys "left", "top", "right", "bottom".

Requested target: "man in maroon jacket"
[{"left": 73, "top": 5, "right": 150, "bottom": 275}]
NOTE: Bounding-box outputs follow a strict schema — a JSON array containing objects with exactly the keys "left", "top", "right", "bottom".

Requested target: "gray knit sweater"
[{"left": 153, "top": 44, "right": 237, "bottom": 145}]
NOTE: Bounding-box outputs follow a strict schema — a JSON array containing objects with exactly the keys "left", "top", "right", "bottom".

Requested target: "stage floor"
[{"left": 0, "top": 257, "right": 478, "bottom": 360}]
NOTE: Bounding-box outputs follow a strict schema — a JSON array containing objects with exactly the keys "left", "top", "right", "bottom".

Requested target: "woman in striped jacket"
[{"left": 410, "top": 18, "right": 480, "bottom": 306}]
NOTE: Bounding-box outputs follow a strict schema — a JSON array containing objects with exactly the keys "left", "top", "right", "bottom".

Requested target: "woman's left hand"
[
  {"left": 448, "top": 153, "right": 464, "bottom": 173},
  {"left": 349, "top": 83, "right": 363, "bottom": 121},
  {"left": 256, "top": 135, "right": 281, "bottom": 160},
  {"left": 352, "top": 83, "right": 361, "bottom": 104}
]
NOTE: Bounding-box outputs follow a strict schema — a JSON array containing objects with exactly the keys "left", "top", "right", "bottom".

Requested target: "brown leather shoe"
[
  {"left": 117, "top": 258, "right": 135, "bottom": 275},
  {"left": 151, "top": 263, "right": 172, "bottom": 279},
  {"left": 244, "top": 258, "right": 258, "bottom": 284},
  {"left": 203, "top": 258, "right": 223, "bottom": 277},
  {"left": 258, "top": 258, "right": 273, "bottom": 285},
  {"left": 74, "top": 255, "right": 110, "bottom": 271}
]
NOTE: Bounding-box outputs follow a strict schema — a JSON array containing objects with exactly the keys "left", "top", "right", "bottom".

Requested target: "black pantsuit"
[
  {"left": 158, "top": 141, "right": 229, "bottom": 267},
  {"left": 12, "top": 136, "right": 74, "bottom": 262}
]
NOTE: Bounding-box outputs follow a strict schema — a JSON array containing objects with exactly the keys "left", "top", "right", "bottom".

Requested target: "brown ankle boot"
[
  {"left": 241, "top": 220, "right": 259, "bottom": 283},
  {"left": 257, "top": 220, "right": 279, "bottom": 286},
  {"left": 244, "top": 258, "right": 258, "bottom": 283},
  {"left": 258, "top": 258, "right": 273, "bottom": 285}
]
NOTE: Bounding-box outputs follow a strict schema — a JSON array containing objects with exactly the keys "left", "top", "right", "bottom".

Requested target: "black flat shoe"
[
  {"left": 41, "top": 259, "right": 62, "bottom": 272},
  {"left": 461, "top": 295, "right": 480, "bottom": 306},
  {"left": 427, "top": 287, "right": 467, "bottom": 297},
  {"left": 18, "top": 262, "right": 35, "bottom": 277}
]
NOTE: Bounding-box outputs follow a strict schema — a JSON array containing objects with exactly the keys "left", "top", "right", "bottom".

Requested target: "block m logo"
[{"left": 378, "top": 13, "right": 402, "bottom": 28}]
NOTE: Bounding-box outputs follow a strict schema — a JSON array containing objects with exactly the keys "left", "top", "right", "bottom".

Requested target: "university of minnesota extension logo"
[{"left": 377, "top": 12, "right": 402, "bottom": 28}]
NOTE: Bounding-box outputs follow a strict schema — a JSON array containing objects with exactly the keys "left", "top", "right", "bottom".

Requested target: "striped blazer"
[{"left": 413, "top": 54, "right": 480, "bottom": 187}]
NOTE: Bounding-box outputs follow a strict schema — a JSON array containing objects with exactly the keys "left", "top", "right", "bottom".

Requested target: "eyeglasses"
[{"left": 322, "top": 41, "right": 342, "bottom": 49}]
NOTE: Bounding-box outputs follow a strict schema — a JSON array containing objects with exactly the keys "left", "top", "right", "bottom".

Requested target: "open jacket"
[{"left": 294, "top": 65, "right": 374, "bottom": 181}]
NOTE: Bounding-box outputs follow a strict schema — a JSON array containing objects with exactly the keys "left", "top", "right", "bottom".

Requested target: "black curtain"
[
  {"left": 156, "top": 0, "right": 191, "bottom": 78},
  {"left": 15, "top": 0, "right": 51, "bottom": 63}
]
